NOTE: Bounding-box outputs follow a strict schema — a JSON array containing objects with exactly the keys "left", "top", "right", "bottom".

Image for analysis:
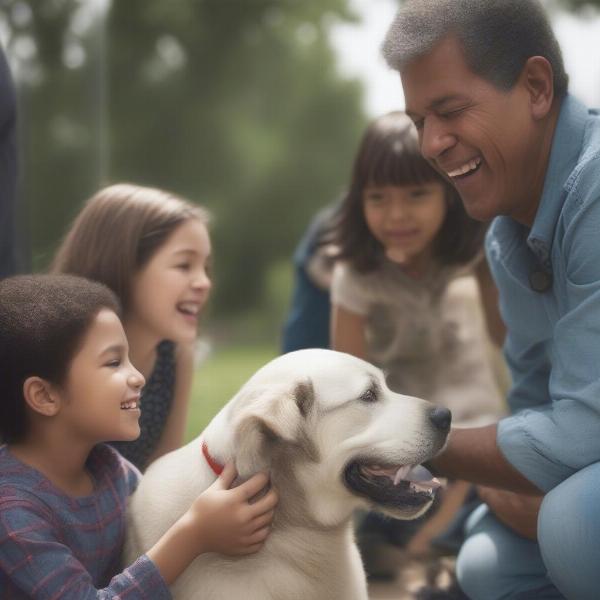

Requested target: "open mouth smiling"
[
  {"left": 344, "top": 459, "right": 441, "bottom": 512},
  {"left": 446, "top": 156, "right": 482, "bottom": 180},
  {"left": 120, "top": 399, "right": 140, "bottom": 411},
  {"left": 177, "top": 301, "right": 201, "bottom": 317}
]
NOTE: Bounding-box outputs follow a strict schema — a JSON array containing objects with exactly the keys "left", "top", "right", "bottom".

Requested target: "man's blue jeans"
[{"left": 456, "top": 463, "right": 600, "bottom": 599}]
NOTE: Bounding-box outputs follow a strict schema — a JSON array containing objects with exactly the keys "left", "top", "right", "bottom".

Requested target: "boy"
[{"left": 0, "top": 274, "right": 277, "bottom": 598}]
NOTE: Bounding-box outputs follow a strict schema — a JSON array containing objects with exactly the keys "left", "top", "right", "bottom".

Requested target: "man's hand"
[
  {"left": 428, "top": 425, "right": 542, "bottom": 494},
  {"left": 477, "top": 485, "right": 543, "bottom": 540}
]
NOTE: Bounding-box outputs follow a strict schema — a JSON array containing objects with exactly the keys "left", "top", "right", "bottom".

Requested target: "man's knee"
[
  {"left": 456, "top": 505, "right": 516, "bottom": 600},
  {"left": 457, "top": 504, "right": 553, "bottom": 600},
  {"left": 456, "top": 532, "right": 503, "bottom": 600},
  {"left": 539, "top": 464, "right": 600, "bottom": 600}
]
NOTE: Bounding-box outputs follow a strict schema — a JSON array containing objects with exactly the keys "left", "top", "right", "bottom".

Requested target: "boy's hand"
[{"left": 187, "top": 462, "right": 278, "bottom": 556}]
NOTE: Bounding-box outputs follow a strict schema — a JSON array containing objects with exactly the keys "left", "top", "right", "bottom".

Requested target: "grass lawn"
[{"left": 184, "top": 343, "right": 278, "bottom": 442}]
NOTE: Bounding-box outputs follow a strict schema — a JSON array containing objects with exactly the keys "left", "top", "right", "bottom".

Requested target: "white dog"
[{"left": 125, "top": 349, "right": 450, "bottom": 600}]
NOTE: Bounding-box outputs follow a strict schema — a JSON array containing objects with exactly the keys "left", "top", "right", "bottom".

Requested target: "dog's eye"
[{"left": 359, "top": 388, "right": 378, "bottom": 403}]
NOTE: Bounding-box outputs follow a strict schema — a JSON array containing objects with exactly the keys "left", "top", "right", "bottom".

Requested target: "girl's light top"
[{"left": 332, "top": 259, "right": 505, "bottom": 427}]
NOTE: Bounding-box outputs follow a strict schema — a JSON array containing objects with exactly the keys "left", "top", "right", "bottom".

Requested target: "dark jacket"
[{"left": 0, "top": 44, "right": 18, "bottom": 279}]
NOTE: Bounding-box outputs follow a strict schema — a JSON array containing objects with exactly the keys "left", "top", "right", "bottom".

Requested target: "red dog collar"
[{"left": 202, "top": 440, "right": 224, "bottom": 476}]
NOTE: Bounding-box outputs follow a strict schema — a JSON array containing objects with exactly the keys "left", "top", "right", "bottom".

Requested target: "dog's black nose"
[{"left": 428, "top": 406, "right": 452, "bottom": 433}]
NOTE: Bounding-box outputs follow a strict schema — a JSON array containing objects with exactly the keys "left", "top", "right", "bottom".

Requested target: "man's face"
[{"left": 400, "top": 36, "right": 545, "bottom": 225}]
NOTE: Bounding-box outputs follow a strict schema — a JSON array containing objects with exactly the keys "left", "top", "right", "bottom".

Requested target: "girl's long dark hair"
[{"left": 329, "top": 111, "right": 486, "bottom": 273}]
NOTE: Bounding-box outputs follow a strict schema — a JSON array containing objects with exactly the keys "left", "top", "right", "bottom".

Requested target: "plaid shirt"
[{"left": 0, "top": 444, "right": 171, "bottom": 599}]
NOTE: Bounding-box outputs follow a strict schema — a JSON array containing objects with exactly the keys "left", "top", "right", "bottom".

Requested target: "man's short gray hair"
[{"left": 382, "top": 0, "right": 568, "bottom": 98}]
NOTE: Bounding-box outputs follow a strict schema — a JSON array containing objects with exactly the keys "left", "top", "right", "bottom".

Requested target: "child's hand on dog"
[
  {"left": 186, "top": 462, "right": 278, "bottom": 556},
  {"left": 146, "top": 463, "right": 278, "bottom": 583}
]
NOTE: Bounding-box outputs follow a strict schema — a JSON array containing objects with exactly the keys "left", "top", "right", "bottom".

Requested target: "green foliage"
[
  {"left": 185, "top": 343, "right": 277, "bottom": 440},
  {"left": 199, "top": 258, "right": 293, "bottom": 354},
  {"left": 555, "top": 0, "right": 600, "bottom": 10},
  {"left": 3, "top": 0, "right": 367, "bottom": 319},
  {"left": 2, "top": 0, "right": 108, "bottom": 264},
  {"left": 107, "top": 0, "right": 367, "bottom": 313}
]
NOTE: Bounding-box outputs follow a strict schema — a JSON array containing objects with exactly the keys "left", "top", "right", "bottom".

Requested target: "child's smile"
[
  {"left": 128, "top": 218, "right": 212, "bottom": 345},
  {"left": 176, "top": 299, "right": 203, "bottom": 326},
  {"left": 120, "top": 396, "right": 141, "bottom": 412},
  {"left": 57, "top": 309, "right": 145, "bottom": 443}
]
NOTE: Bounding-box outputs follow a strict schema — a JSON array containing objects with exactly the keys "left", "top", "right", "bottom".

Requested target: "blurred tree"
[
  {"left": 0, "top": 0, "right": 107, "bottom": 268},
  {"left": 1, "top": 0, "right": 367, "bottom": 315},
  {"left": 557, "top": 0, "right": 600, "bottom": 9}
]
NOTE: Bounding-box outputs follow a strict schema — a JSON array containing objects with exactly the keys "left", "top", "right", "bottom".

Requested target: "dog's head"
[{"left": 225, "top": 349, "right": 449, "bottom": 527}]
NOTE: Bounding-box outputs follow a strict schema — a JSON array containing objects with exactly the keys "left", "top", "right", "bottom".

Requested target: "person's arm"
[
  {"left": 147, "top": 342, "right": 194, "bottom": 464},
  {"left": 494, "top": 183, "right": 600, "bottom": 493},
  {"left": 428, "top": 424, "right": 542, "bottom": 494},
  {"left": 429, "top": 421, "right": 546, "bottom": 545},
  {"left": 0, "top": 496, "right": 170, "bottom": 599},
  {"left": 476, "top": 485, "right": 543, "bottom": 540},
  {"left": 146, "top": 463, "right": 277, "bottom": 584},
  {"left": 0, "top": 466, "right": 277, "bottom": 597},
  {"left": 330, "top": 303, "right": 367, "bottom": 360},
  {"left": 474, "top": 257, "right": 506, "bottom": 348},
  {"left": 329, "top": 261, "right": 371, "bottom": 358}
]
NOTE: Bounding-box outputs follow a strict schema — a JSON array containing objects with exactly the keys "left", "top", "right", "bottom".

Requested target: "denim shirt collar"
[{"left": 527, "top": 94, "right": 588, "bottom": 270}]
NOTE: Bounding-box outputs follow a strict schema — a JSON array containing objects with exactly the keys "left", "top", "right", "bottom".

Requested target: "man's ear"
[
  {"left": 521, "top": 56, "right": 555, "bottom": 120},
  {"left": 23, "top": 376, "right": 61, "bottom": 417}
]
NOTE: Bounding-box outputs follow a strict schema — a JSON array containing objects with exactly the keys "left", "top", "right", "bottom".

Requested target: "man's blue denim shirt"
[{"left": 487, "top": 94, "right": 600, "bottom": 492}]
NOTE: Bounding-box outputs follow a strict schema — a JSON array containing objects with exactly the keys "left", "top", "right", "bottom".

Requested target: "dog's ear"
[{"left": 233, "top": 380, "right": 314, "bottom": 475}]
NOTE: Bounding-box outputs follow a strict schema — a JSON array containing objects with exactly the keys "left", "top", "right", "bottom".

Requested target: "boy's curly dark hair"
[{"left": 0, "top": 274, "right": 120, "bottom": 444}]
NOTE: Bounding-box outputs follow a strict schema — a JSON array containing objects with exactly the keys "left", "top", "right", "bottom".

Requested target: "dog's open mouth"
[{"left": 344, "top": 460, "right": 441, "bottom": 513}]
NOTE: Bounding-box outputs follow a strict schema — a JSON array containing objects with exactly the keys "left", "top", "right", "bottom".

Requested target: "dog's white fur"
[{"left": 126, "top": 349, "right": 448, "bottom": 600}]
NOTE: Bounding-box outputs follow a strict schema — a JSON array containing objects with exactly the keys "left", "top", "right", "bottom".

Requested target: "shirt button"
[{"left": 529, "top": 270, "right": 552, "bottom": 293}]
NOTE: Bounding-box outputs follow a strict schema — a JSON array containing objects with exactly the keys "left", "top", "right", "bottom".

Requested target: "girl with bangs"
[{"left": 329, "top": 112, "right": 506, "bottom": 579}]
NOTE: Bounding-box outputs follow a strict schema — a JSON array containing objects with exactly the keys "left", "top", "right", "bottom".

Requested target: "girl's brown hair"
[
  {"left": 331, "top": 111, "right": 486, "bottom": 272},
  {"left": 51, "top": 183, "right": 209, "bottom": 311}
]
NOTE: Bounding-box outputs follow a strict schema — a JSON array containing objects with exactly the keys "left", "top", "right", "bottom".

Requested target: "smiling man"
[{"left": 382, "top": 1, "right": 600, "bottom": 599}]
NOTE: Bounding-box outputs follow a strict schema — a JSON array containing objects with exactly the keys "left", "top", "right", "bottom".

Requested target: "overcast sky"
[{"left": 330, "top": 0, "right": 600, "bottom": 117}]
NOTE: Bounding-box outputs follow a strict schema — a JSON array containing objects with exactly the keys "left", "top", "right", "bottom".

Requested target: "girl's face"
[
  {"left": 362, "top": 182, "right": 447, "bottom": 269},
  {"left": 57, "top": 308, "right": 145, "bottom": 443},
  {"left": 128, "top": 218, "right": 212, "bottom": 344}
]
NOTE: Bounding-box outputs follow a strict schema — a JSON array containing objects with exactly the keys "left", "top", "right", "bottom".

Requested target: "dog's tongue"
[
  {"left": 362, "top": 464, "right": 441, "bottom": 491},
  {"left": 393, "top": 464, "right": 441, "bottom": 489}
]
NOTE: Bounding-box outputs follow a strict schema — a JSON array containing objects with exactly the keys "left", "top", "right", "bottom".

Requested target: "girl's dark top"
[{"left": 110, "top": 340, "right": 176, "bottom": 471}]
